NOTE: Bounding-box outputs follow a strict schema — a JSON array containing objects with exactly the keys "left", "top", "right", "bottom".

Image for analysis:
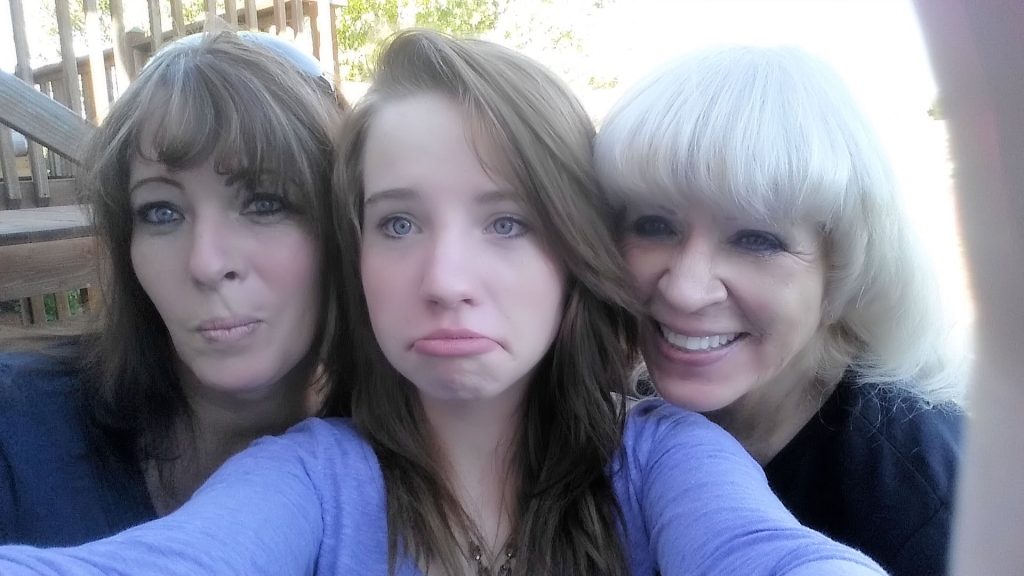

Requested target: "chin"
[{"left": 656, "top": 381, "right": 739, "bottom": 414}]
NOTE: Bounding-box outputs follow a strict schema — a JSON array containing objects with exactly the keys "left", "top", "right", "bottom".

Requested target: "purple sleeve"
[
  {"left": 626, "top": 399, "right": 887, "bottom": 575},
  {"left": 0, "top": 421, "right": 329, "bottom": 576}
]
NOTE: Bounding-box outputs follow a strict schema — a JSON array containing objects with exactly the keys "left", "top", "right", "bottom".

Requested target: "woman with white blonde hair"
[{"left": 595, "top": 45, "right": 965, "bottom": 576}]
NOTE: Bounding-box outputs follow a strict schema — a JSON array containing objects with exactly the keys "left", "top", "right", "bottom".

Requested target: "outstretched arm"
[
  {"left": 0, "top": 423, "right": 327, "bottom": 575},
  {"left": 627, "top": 400, "right": 886, "bottom": 576}
]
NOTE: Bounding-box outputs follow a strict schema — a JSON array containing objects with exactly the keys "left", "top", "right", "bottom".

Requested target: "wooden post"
[
  {"left": 292, "top": 0, "right": 305, "bottom": 34},
  {"left": 0, "top": 127, "right": 20, "bottom": 207},
  {"left": 244, "top": 0, "right": 258, "bottom": 31},
  {"left": 315, "top": 0, "right": 334, "bottom": 81},
  {"left": 173, "top": 0, "right": 188, "bottom": 38},
  {"left": 109, "top": 0, "right": 134, "bottom": 87},
  {"left": 225, "top": 0, "right": 238, "bottom": 26},
  {"left": 84, "top": 0, "right": 108, "bottom": 122},
  {"left": 170, "top": 0, "right": 185, "bottom": 39},
  {"left": 149, "top": 0, "right": 165, "bottom": 52},
  {"left": 274, "top": 0, "right": 287, "bottom": 33},
  {"left": 330, "top": 3, "right": 340, "bottom": 85},
  {"left": 56, "top": 291, "right": 72, "bottom": 320},
  {"left": 8, "top": 0, "right": 50, "bottom": 206},
  {"left": 18, "top": 298, "right": 31, "bottom": 325},
  {"left": 28, "top": 295, "right": 46, "bottom": 325},
  {"left": 54, "top": 0, "right": 83, "bottom": 116}
]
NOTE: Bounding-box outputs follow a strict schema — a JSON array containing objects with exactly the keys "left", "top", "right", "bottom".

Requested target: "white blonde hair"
[{"left": 595, "top": 45, "right": 967, "bottom": 405}]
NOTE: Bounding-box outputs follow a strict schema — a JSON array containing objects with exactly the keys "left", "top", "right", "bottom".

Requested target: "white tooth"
[{"left": 660, "top": 325, "right": 740, "bottom": 351}]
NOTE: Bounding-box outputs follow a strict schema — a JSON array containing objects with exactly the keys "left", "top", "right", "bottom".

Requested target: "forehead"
[{"left": 362, "top": 95, "right": 507, "bottom": 200}]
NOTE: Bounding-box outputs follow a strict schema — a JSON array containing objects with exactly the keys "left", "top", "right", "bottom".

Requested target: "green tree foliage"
[{"left": 336, "top": 0, "right": 507, "bottom": 80}]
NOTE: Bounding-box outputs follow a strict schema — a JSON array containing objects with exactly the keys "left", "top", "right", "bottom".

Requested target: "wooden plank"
[
  {"left": 274, "top": 0, "right": 286, "bottom": 33},
  {"left": 225, "top": 0, "right": 238, "bottom": 25},
  {"left": 0, "top": 126, "right": 20, "bottom": 206},
  {"left": 28, "top": 295, "right": 46, "bottom": 325},
  {"left": 9, "top": 177, "right": 77, "bottom": 207},
  {"left": 9, "top": 0, "right": 31, "bottom": 82},
  {"left": 7, "top": 0, "right": 48, "bottom": 207},
  {"left": 109, "top": 0, "right": 134, "bottom": 88},
  {"left": 0, "top": 205, "right": 92, "bottom": 246},
  {"left": 55, "top": 290, "right": 73, "bottom": 320},
  {"left": 316, "top": 0, "right": 334, "bottom": 78},
  {"left": 330, "top": 3, "right": 340, "bottom": 85},
  {"left": 292, "top": 0, "right": 304, "bottom": 33},
  {"left": 0, "top": 72, "right": 95, "bottom": 163},
  {"left": 0, "top": 236, "right": 99, "bottom": 301},
  {"left": 55, "top": 0, "right": 84, "bottom": 116},
  {"left": 84, "top": 0, "right": 109, "bottom": 122},
  {"left": 18, "top": 298, "right": 31, "bottom": 325},
  {"left": 245, "top": 0, "right": 258, "bottom": 30},
  {"left": 149, "top": 0, "right": 165, "bottom": 52},
  {"left": 171, "top": 0, "right": 186, "bottom": 38}
]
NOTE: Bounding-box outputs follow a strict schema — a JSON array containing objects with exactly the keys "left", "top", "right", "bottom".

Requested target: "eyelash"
[
  {"left": 376, "top": 215, "right": 530, "bottom": 239},
  {"left": 730, "top": 230, "right": 786, "bottom": 253},
  {"left": 628, "top": 215, "right": 677, "bottom": 239},
  {"left": 487, "top": 215, "right": 529, "bottom": 238},
  {"left": 378, "top": 215, "right": 417, "bottom": 238},
  {"left": 135, "top": 202, "right": 181, "bottom": 225},
  {"left": 627, "top": 215, "right": 787, "bottom": 254},
  {"left": 133, "top": 194, "right": 291, "bottom": 227}
]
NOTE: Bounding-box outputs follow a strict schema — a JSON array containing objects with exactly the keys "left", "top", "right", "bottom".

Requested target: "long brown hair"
[
  {"left": 77, "top": 31, "right": 347, "bottom": 460},
  {"left": 325, "top": 29, "right": 639, "bottom": 575}
]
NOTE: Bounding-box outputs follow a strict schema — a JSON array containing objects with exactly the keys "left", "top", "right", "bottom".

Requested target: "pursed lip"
[
  {"left": 196, "top": 317, "right": 261, "bottom": 332},
  {"left": 194, "top": 317, "right": 263, "bottom": 344}
]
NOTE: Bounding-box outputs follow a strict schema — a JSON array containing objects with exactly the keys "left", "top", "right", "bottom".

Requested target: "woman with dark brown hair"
[
  {"left": 0, "top": 30, "right": 347, "bottom": 545},
  {"left": 0, "top": 30, "right": 884, "bottom": 576}
]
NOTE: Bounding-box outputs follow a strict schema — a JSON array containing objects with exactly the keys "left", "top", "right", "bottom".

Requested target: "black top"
[
  {"left": 764, "top": 379, "right": 962, "bottom": 576},
  {"left": 0, "top": 353, "right": 156, "bottom": 546}
]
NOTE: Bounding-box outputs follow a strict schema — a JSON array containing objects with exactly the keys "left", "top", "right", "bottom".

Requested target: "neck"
[
  {"left": 707, "top": 352, "right": 835, "bottom": 466},
  {"left": 146, "top": 357, "right": 320, "bottom": 515},
  {"left": 421, "top": 384, "right": 525, "bottom": 553}
]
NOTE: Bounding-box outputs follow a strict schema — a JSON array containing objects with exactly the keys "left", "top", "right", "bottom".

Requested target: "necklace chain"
[{"left": 468, "top": 540, "right": 515, "bottom": 576}]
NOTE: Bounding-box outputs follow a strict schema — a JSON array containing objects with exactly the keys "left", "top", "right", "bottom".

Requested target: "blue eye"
[
  {"left": 136, "top": 203, "right": 182, "bottom": 225},
  {"left": 732, "top": 230, "right": 785, "bottom": 253},
  {"left": 381, "top": 216, "right": 416, "bottom": 237},
  {"left": 489, "top": 216, "right": 527, "bottom": 238},
  {"left": 630, "top": 215, "right": 676, "bottom": 238},
  {"left": 241, "top": 194, "right": 287, "bottom": 217}
]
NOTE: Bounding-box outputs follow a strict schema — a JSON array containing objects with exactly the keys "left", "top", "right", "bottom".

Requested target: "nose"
[
  {"left": 657, "top": 231, "right": 728, "bottom": 313},
  {"left": 418, "top": 230, "right": 476, "bottom": 308},
  {"left": 187, "top": 215, "right": 243, "bottom": 287}
]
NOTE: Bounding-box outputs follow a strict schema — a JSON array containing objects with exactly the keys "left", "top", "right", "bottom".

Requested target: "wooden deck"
[
  {"left": 0, "top": 205, "right": 92, "bottom": 246},
  {"left": 0, "top": 205, "right": 97, "bottom": 304}
]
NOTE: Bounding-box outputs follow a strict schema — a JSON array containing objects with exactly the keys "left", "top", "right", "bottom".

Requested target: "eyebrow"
[
  {"left": 363, "top": 187, "right": 521, "bottom": 207},
  {"left": 128, "top": 176, "right": 182, "bottom": 195}
]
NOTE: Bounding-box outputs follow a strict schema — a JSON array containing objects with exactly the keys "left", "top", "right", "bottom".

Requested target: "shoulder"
[
  {"left": 241, "top": 417, "right": 382, "bottom": 489},
  {"left": 620, "top": 398, "right": 764, "bottom": 483},
  {"left": 839, "top": 381, "right": 962, "bottom": 503},
  {"left": 0, "top": 352, "right": 85, "bottom": 434},
  {"left": 624, "top": 397, "right": 751, "bottom": 454}
]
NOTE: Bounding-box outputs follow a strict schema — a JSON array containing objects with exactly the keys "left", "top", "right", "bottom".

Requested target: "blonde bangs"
[{"left": 596, "top": 46, "right": 879, "bottom": 230}]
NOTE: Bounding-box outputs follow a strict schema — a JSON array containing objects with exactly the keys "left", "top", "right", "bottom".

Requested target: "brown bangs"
[{"left": 128, "top": 48, "right": 326, "bottom": 215}]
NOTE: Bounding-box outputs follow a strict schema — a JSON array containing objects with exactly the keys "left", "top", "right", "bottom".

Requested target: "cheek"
[
  {"left": 130, "top": 236, "right": 175, "bottom": 312},
  {"left": 622, "top": 245, "right": 665, "bottom": 301}
]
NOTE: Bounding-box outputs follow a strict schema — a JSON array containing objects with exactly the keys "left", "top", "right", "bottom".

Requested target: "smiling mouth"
[{"left": 659, "top": 324, "right": 743, "bottom": 352}]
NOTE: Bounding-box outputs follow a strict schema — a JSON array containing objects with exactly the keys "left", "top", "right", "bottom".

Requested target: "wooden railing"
[{"left": 0, "top": 0, "right": 344, "bottom": 330}]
